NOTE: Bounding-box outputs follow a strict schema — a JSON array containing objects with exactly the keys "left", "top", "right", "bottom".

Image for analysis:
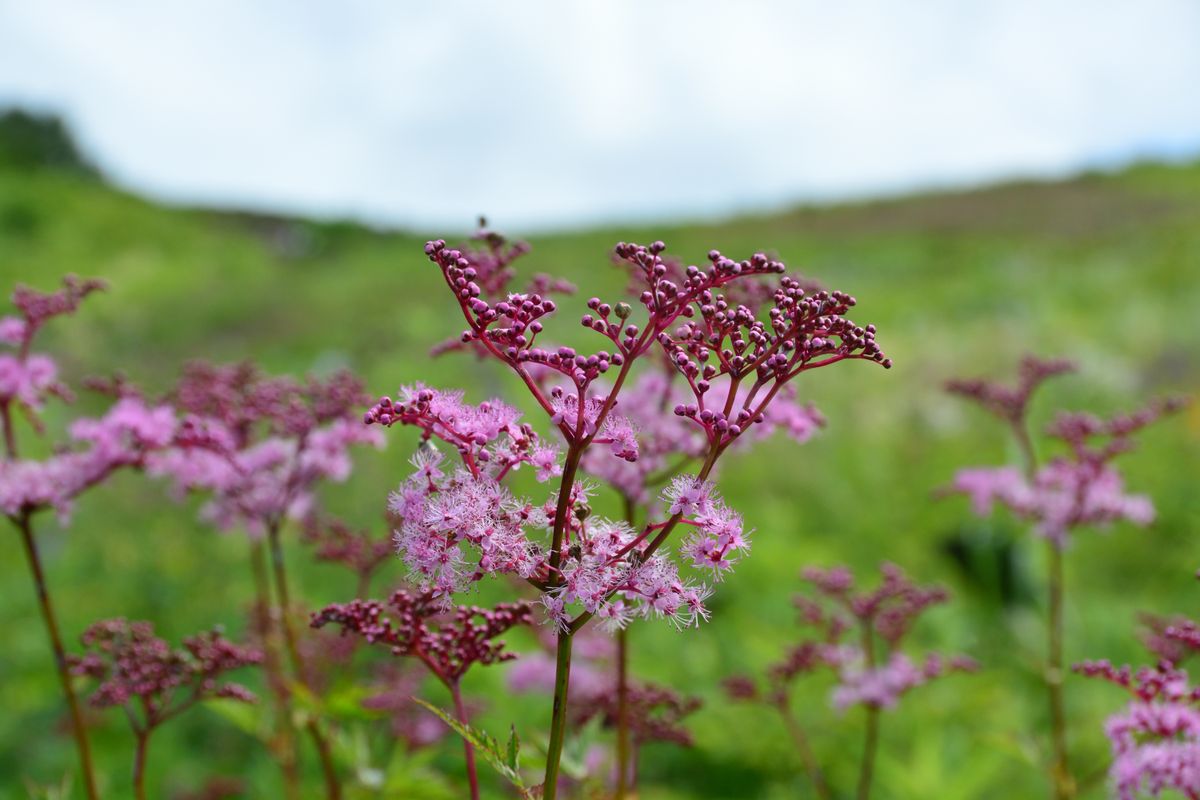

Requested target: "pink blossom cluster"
[
  {"left": 370, "top": 237, "right": 887, "bottom": 637},
  {"left": 148, "top": 361, "right": 383, "bottom": 534},
  {"left": 0, "top": 277, "right": 178, "bottom": 523},
  {"left": 0, "top": 276, "right": 103, "bottom": 411},
  {"left": 372, "top": 386, "right": 717, "bottom": 628},
  {"left": 70, "top": 619, "right": 261, "bottom": 728},
  {"left": 829, "top": 651, "right": 971, "bottom": 711},
  {"left": 1076, "top": 631, "right": 1200, "bottom": 800},
  {"left": 727, "top": 564, "right": 975, "bottom": 713},
  {"left": 580, "top": 369, "right": 824, "bottom": 507},
  {"left": 0, "top": 396, "right": 177, "bottom": 522},
  {"left": 948, "top": 398, "right": 1183, "bottom": 546}
]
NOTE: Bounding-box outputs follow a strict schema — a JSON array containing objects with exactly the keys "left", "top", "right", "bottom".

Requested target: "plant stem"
[
  {"left": 1013, "top": 419, "right": 1074, "bottom": 800},
  {"left": 777, "top": 700, "right": 831, "bottom": 800},
  {"left": 451, "top": 682, "right": 481, "bottom": 800},
  {"left": 542, "top": 627, "right": 574, "bottom": 800},
  {"left": 857, "top": 707, "right": 880, "bottom": 800},
  {"left": 857, "top": 622, "right": 879, "bottom": 800},
  {"left": 15, "top": 513, "right": 100, "bottom": 800},
  {"left": 266, "top": 522, "right": 343, "bottom": 800},
  {"left": 133, "top": 730, "right": 150, "bottom": 800},
  {"left": 615, "top": 494, "right": 637, "bottom": 800},
  {"left": 1047, "top": 540, "right": 1074, "bottom": 800},
  {"left": 541, "top": 440, "right": 586, "bottom": 798},
  {"left": 615, "top": 625, "right": 631, "bottom": 799},
  {"left": 250, "top": 539, "right": 302, "bottom": 800}
]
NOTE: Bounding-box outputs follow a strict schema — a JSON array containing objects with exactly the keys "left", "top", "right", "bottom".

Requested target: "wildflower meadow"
[{"left": 2, "top": 132, "right": 1198, "bottom": 799}]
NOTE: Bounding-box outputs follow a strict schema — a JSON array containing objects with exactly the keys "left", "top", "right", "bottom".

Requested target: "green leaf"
[
  {"left": 413, "top": 699, "right": 528, "bottom": 794},
  {"left": 506, "top": 725, "right": 521, "bottom": 771}
]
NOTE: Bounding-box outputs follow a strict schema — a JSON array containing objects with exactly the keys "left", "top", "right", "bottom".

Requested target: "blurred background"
[{"left": 1, "top": 2, "right": 1198, "bottom": 798}]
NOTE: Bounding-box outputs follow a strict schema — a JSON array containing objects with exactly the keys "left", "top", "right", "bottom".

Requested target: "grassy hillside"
[{"left": 0, "top": 158, "right": 1198, "bottom": 799}]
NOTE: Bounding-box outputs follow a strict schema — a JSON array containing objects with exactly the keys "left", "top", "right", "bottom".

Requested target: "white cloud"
[{"left": 1, "top": 0, "right": 1198, "bottom": 230}]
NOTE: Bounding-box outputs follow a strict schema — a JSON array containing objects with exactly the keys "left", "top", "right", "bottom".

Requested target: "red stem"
[
  {"left": 133, "top": 730, "right": 150, "bottom": 800},
  {"left": 15, "top": 513, "right": 100, "bottom": 800},
  {"left": 451, "top": 682, "right": 481, "bottom": 800}
]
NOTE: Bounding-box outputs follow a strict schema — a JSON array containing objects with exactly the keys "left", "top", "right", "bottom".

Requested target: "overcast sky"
[{"left": 2, "top": 1, "right": 1198, "bottom": 231}]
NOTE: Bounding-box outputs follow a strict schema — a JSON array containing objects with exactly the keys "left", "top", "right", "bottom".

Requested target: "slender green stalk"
[
  {"left": 542, "top": 627, "right": 574, "bottom": 799},
  {"left": 777, "top": 700, "right": 831, "bottom": 800},
  {"left": 266, "top": 522, "right": 343, "bottom": 800},
  {"left": 1013, "top": 420, "right": 1074, "bottom": 800},
  {"left": 856, "top": 620, "right": 879, "bottom": 800},
  {"left": 15, "top": 513, "right": 100, "bottom": 800},
  {"left": 541, "top": 442, "right": 585, "bottom": 798},
  {"left": 1046, "top": 541, "right": 1074, "bottom": 800},
  {"left": 250, "top": 539, "right": 302, "bottom": 800},
  {"left": 857, "top": 707, "right": 880, "bottom": 800}
]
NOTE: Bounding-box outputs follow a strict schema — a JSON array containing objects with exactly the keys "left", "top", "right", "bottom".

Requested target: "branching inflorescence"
[
  {"left": 70, "top": 619, "right": 261, "bottom": 800},
  {"left": 1076, "top": 610, "right": 1200, "bottom": 800},
  {"left": 364, "top": 236, "right": 890, "bottom": 795},
  {"left": 1, "top": 277, "right": 180, "bottom": 800},
  {"left": 313, "top": 590, "right": 534, "bottom": 800},
  {"left": 943, "top": 355, "right": 1185, "bottom": 800},
  {"left": 149, "top": 360, "right": 383, "bottom": 800},
  {"left": 726, "top": 564, "right": 974, "bottom": 800}
]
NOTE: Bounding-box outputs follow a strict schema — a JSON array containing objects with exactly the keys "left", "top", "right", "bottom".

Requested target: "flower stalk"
[{"left": 15, "top": 511, "right": 100, "bottom": 800}]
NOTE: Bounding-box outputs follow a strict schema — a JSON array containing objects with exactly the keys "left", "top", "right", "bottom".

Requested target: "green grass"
[{"left": 0, "top": 159, "right": 1198, "bottom": 799}]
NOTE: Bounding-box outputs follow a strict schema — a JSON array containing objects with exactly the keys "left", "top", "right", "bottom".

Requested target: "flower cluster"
[
  {"left": 70, "top": 619, "right": 261, "bottom": 730},
  {"left": 947, "top": 397, "right": 1184, "bottom": 546},
  {"left": 149, "top": 361, "right": 383, "bottom": 534},
  {"left": 1076, "top": 617, "right": 1200, "bottom": 800},
  {"left": 728, "top": 564, "right": 975, "bottom": 713},
  {"left": 580, "top": 369, "right": 823, "bottom": 508},
  {"left": 370, "top": 239, "right": 887, "bottom": 635},
  {"left": 372, "top": 386, "right": 719, "bottom": 628},
  {"left": 430, "top": 221, "right": 575, "bottom": 358},
  {"left": 0, "top": 278, "right": 178, "bottom": 523},
  {"left": 944, "top": 355, "right": 1076, "bottom": 425},
  {"left": 311, "top": 589, "right": 534, "bottom": 686}
]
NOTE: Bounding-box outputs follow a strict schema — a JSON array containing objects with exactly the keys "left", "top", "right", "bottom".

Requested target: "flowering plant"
[
  {"left": 1076, "top": 611, "right": 1200, "bottom": 799},
  {"left": 725, "top": 563, "right": 974, "bottom": 799},
  {"left": 366, "top": 235, "right": 890, "bottom": 795},
  {"left": 2, "top": 277, "right": 179, "bottom": 800},
  {"left": 149, "top": 360, "right": 383, "bottom": 799},
  {"left": 944, "top": 355, "right": 1184, "bottom": 799},
  {"left": 70, "top": 619, "right": 261, "bottom": 800},
  {"left": 313, "top": 590, "right": 534, "bottom": 800}
]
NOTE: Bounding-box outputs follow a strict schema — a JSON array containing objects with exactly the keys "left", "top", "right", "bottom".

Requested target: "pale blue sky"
[{"left": 2, "top": 1, "right": 1198, "bottom": 230}]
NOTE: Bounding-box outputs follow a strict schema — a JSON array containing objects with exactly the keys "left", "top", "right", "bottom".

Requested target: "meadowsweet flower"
[
  {"left": 312, "top": 589, "right": 534, "bottom": 682},
  {"left": 947, "top": 398, "right": 1183, "bottom": 546},
  {"left": 150, "top": 362, "right": 383, "bottom": 535},
  {"left": 945, "top": 355, "right": 1076, "bottom": 425},
  {"left": 71, "top": 619, "right": 261, "bottom": 714},
  {"left": 397, "top": 234, "right": 889, "bottom": 797}
]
